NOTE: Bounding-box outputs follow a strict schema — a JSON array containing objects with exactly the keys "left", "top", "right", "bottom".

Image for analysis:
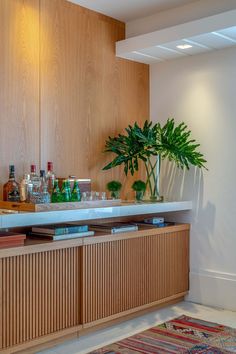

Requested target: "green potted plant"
[
  {"left": 132, "top": 180, "right": 146, "bottom": 202},
  {"left": 106, "top": 180, "right": 122, "bottom": 199},
  {"left": 103, "top": 119, "right": 207, "bottom": 201}
]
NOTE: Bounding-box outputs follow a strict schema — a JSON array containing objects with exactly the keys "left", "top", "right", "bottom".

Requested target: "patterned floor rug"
[{"left": 90, "top": 315, "right": 236, "bottom": 353}]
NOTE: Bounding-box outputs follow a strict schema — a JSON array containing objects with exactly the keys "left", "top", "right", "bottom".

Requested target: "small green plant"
[
  {"left": 132, "top": 180, "right": 146, "bottom": 192},
  {"left": 106, "top": 180, "right": 122, "bottom": 199},
  {"left": 132, "top": 180, "right": 146, "bottom": 202},
  {"left": 106, "top": 180, "right": 122, "bottom": 192}
]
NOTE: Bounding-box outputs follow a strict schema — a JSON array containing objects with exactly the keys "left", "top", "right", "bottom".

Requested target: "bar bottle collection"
[{"left": 3, "top": 163, "right": 81, "bottom": 204}]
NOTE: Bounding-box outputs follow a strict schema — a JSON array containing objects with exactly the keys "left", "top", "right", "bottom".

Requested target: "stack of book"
[
  {"left": 144, "top": 217, "right": 165, "bottom": 227},
  {"left": 0, "top": 232, "right": 26, "bottom": 248},
  {"left": 136, "top": 217, "right": 175, "bottom": 228},
  {"left": 30, "top": 223, "right": 94, "bottom": 241},
  {"left": 90, "top": 222, "right": 138, "bottom": 234}
]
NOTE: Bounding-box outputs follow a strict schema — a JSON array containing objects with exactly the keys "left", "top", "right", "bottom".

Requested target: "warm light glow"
[{"left": 176, "top": 44, "right": 193, "bottom": 50}]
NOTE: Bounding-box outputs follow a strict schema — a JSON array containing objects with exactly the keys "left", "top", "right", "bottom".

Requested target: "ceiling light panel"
[
  {"left": 122, "top": 51, "right": 160, "bottom": 64},
  {"left": 188, "top": 33, "right": 236, "bottom": 49},
  {"left": 139, "top": 46, "right": 186, "bottom": 60},
  {"left": 216, "top": 26, "right": 236, "bottom": 40},
  {"left": 165, "top": 40, "right": 211, "bottom": 55}
]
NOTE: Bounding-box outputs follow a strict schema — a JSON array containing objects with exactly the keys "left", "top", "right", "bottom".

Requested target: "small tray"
[{"left": 0, "top": 199, "right": 122, "bottom": 212}]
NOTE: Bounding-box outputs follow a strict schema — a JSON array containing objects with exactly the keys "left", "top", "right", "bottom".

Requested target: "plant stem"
[
  {"left": 147, "top": 157, "right": 160, "bottom": 197},
  {"left": 144, "top": 162, "right": 153, "bottom": 196}
]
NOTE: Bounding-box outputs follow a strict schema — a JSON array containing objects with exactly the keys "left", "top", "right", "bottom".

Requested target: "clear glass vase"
[
  {"left": 111, "top": 191, "right": 120, "bottom": 199},
  {"left": 144, "top": 155, "right": 161, "bottom": 201},
  {"left": 135, "top": 190, "right": 144, "bottom": 202}
]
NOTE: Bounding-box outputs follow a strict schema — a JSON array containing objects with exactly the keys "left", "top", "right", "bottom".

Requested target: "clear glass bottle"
[
  {"left": 51, "top": 179, "right": 61, "bottom": 203},
  {"left": 30, "top": 164, "right": 41, "bottom": 192},
  {"left": 46, "top": 162, "right": 55, "bottom": 195},
  {"left": 61, "top": 180, "right": 70, "bottom": 202},
  {"left": 27, "top": 178, "right": 33, "bottom": 203},
  {"left": 3, "top": 165, "right": 20, "bottom": 202},
  {"left": 20, "top": 174, "right": 30, "bottom": 202},
  {"left": 29, "top": 165, "right": 41, "bottom": 204},
  {"left": 40, "top": 170, "right": 51, "bottom": 203},
  {"left": 71, "top": 180, "right": 81, "bottom": 202}
]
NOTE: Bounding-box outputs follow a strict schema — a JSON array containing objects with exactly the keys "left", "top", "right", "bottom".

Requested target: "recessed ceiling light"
[{"left": 176, "top": 44, "right": 193, "bottom": 49}]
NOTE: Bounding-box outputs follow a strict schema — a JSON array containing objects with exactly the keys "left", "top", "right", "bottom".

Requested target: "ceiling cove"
[
  {"left": 67, "top": 0, "right": 196, "bottom": 22},
  {"left": 116, "top": 9, "right": 236, "bottom": 64}
]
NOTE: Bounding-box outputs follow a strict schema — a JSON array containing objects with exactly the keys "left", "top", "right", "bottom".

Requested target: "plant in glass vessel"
[
  {"left": 103, "top": 119, "right": 207, "bottom": 201},
  {"left": 132, "top": 180, "right": 146, "bottom": 202},
  {"left": 106, "top": 180, "right": 122, "bottom": 199}
]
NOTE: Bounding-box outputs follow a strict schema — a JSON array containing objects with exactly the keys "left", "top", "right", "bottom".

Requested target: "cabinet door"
[
  {"left": 82, "top": 229, "right": 189, "bottom": 324},
  {"left": 0, "top": 248, "right": 81, "bottom": 350}
]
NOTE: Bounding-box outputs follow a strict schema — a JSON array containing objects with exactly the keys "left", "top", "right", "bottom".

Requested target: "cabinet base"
[{"left": 4, "top": 293, "right": 187, "bottom": 354}]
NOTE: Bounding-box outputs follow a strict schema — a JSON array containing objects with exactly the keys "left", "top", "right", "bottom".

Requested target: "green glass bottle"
[
  {"left": 61, "top": 180, "right": 70, "bottom": 202},
  {"left": 66, "top": 180, "right": 72, "bottom": 201},
  {"left": 71, "top": 179, "right": 81, "bottom": 202},
  {"left": 51, "top": 179, "right": 61, "bottom": 203}
]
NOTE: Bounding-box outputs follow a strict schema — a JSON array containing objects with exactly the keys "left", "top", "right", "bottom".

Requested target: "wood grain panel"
[
  {"left": 0, "top": 0, "right": 40, "bottom": 187},
  {"left": 0, "top": 247, "right": 81, "bottom": 350},
  {"left": 82, "top": 229, "right": 189, "bottom": 324},
  {"left": 40, "top": 0, "right": 149, "bottom": 197}
]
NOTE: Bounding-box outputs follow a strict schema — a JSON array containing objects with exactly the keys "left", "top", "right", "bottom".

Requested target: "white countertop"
[{"left": 0, "top": 201, "right": 192, "bottom": 228}]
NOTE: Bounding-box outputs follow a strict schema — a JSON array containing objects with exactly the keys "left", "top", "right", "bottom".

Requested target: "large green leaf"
[{"left": 102, "top": 118, "right": 207, "bottom": 175}]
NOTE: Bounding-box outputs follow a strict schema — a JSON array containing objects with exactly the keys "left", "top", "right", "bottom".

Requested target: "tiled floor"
[{"left": 38, "top": 301, "right": 236, "bottom": 354}]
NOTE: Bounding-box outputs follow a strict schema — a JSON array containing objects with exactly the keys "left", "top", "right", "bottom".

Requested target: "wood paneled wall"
[
  {"left": 0, "top": 0, "right": 149, "bottom": 196},
  {"left": 0, "top": 0, "right": 40, "bottom": 186}
]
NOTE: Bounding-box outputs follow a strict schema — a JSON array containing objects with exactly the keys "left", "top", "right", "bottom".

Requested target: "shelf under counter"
[
  {"left": 0, "top": 223, "right": 190, "bottom": 259},
  {"left": 0, "top": 200, "right": 192, "bottom": 228}
]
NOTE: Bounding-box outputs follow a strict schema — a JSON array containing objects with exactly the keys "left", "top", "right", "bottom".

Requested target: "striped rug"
[{"left": 90, "top": 315, "right": 236, "bottom": 353}]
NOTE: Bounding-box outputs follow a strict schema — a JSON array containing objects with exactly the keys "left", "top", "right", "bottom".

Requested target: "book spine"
[
  {"left": 54, "top": 225, "right": 88, "bottom": 235},
  {"left": 111, "top": 226, "right": 138, "bottom": 234},
  {"left": 30, "top": 230, "right": 94, "bottom": 240}
]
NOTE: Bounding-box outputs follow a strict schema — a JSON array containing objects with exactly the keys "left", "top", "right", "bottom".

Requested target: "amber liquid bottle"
[{"left": 3, "top": 165, "right": 20, "bottom": 202}]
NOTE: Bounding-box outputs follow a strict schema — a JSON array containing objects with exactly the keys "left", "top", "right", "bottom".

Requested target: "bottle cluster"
[
  {"left": 51, "top": 179, "right": 81, "bottom": 203},
  {"left": 3, "top": 163, "right": 81, "bottom": 204}
]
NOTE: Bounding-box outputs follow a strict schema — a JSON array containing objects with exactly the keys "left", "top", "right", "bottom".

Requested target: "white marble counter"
[{"left": 0, "top": 201, "right": 192, "bottom": 228}]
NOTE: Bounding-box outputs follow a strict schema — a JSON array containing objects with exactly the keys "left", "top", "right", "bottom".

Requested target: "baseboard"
[{"left": 187, "top": 269, "right": 236, "bottom": 311}]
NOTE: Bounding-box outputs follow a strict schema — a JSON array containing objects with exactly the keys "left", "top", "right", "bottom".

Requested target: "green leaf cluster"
[
  {"left": 132, "top": 180, "right": 146, "bottom": 192},
  {"left": 103, "top": 118, "right": 207, "bottom": 175},
  {"left": 106, "top": 180, "right": 122, "bottom": 192}
]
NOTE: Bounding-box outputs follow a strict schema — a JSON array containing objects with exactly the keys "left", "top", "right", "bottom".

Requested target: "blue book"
[
  {"left": 31, "top": 223, "right": 88, "bottom": 236},
  {"left": 29, "top": 230, "right": 94, "bottom": 240}
]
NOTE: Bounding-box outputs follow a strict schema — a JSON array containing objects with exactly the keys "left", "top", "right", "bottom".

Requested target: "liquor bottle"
[
  {"left": 3, "top": 165, "right": 20, "bottom": 202},
  {"left": 29, "top": 165, "right": 41, "bottom": 204},
  {"left": 20, "top": 174, "right": 30, "bottom": 202},
  {"left": 46, "top": 162, "right": 55, "bottom": 195},
  {"left": 61, "top": 180, "right": 70, "bottom": 202},
  {"left": 51, "top": 179, "right": 61, "bottom": 203},
  {"left": 71, "top": 180, "right": 81, "bottom": 202},
  {"left": 39, "top": 170, "right": 51, "bottom": 203},
  {"left": 30, "top": 164, "right": 41, "bottom": 192}
]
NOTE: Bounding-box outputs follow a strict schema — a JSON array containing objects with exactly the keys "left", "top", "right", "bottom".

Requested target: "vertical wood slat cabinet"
[
  {"left": 0, "top": 225, "right": 189, "bottom": 352},
  {"left": 0, "top": 247, "right": 82, "bottom": 351},
  {"left": 81, "top": 228, "right": 189, "bottom": 326}
]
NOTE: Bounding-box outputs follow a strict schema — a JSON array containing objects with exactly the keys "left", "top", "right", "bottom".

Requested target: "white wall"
[
  {"left": 151, "top": 46, "right": 236, "bottom": 311},
  {"left": 126, "top": 0, "right": 236, "bottom": 37}
]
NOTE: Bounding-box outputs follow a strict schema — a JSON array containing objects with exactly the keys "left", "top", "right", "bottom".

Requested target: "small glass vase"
[
  {"left": 135, "top": 190, "right": 144, "bottom": 202},
  {"left": 111, "top": 191, "right": 120, "bottom": 199},
  {"left": 144, "top": 155, "right": 161, "bottom": 202}
]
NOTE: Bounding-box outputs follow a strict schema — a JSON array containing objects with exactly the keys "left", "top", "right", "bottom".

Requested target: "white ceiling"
[
  {"left": 68, "top": 0, "right": 196, "bottom": 22},
  {"left": 116, "top": 9, "right": 236, "bottom": 64}
]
